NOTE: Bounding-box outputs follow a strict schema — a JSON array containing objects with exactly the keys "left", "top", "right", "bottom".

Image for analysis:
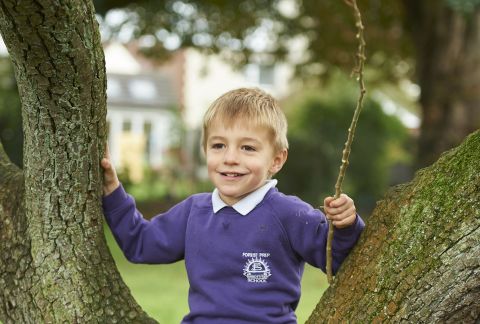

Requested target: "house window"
[
  {"left": 107, "top": 78, "right": 122, "bottom": 98},
  {"left": 144, "top": 121, "right": 152, "bottom": 162},
  {"left": 259, "top": 65, "right": 274, "bottom": 86},
  {"left": 129, "top": 79, "right": 157, "bottom": 100},
  {"left": 244, "top": 63, "right": 275, "bottom": 86},
  {"left": 123, "top": 120, "right": 132, "bottom": 132}
]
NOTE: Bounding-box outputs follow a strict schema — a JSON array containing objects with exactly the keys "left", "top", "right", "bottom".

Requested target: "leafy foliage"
[
  {"left": 97, "top": 0, "right": 286, "bottom": 64},
  {"left": 445, "top": 0, "right": 480, "bottom": 13},
  {"left": 277, "top": 73, "right": 410, "bottom": 214},
  {"left": 94, "top": 0, "right": 411, "bottom": 80}
]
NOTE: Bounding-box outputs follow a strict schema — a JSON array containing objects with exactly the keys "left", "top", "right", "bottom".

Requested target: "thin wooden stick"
[{"left": 326, "top": 0, "right": 367, "bottom": 285}]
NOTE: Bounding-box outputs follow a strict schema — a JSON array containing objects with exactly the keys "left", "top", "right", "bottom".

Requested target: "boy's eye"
[
  {"left": 241, "top": 145, "right": 256, "bottom": 152},
  {"left": 211, "top": 143, "right": 225, "bottom": 149}
]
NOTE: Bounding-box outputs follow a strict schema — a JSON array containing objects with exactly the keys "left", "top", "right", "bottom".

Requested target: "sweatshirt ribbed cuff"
[
  {"left": 102, "top": 183, "right": 128, "bottom": 212},
  {"left": 335, "top": 214, "right": 364, "bottom": 235}
]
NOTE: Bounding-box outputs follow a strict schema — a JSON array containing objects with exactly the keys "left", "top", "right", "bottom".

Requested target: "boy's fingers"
[
  {"left": 324, "top": 196, "right": 335, "bottom": 207},
  {"left": 104, "top": 143, "right": 111, "bottom": 159},
  {"left": 326, "top": 201, "right": 353, "bottom": 215},
  {"left": 101, "top": 159, "right": 118, "bottom": 180},
  {"left": 333, "top": 213, "right": 356, "bottom": 228},
  {"left": 326, "top": 205, "right": 346, "bottom": 215},
  {"left": 328, "top": 206, "right": 356, "bottom": 221},
  {"left": 101, "top": 158, "right": 110, "bottom": 169},
  {"left": 330, "top": 194, "right": 349, "bottom": 207}
]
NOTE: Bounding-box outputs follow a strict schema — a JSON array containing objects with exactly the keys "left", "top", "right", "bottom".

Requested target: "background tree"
[
  {"left": 402, "top": 1, "right": 480, "bottom": 167},
  {"left": 94, "top": 0, "right": 480, "bottom": 168}
]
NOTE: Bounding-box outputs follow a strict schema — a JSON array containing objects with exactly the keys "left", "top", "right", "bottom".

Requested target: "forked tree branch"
[
  {"left": 326, "top": 0, "right": 367, "bottom": 284},
  {"left": 0, "top": 140, "right": 24, "bottom": 231},
  {"left": 0, "top": 140, "right": 23, "bottom": 206}
]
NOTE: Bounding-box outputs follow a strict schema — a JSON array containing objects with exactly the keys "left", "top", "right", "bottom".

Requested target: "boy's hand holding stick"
[{"left": 326, "top": 0, "right": 366, "bottom": 284}]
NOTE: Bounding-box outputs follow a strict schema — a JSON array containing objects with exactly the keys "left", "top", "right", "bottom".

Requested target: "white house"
[
  {"left": 105, "top": 43, "right": 180, "bottom": 182},
  {"left": 104, "top": 42, "right": 294, "bottom": 181},
  {"left": 182, "top": 48, "right": 293, "bottom": 130}
]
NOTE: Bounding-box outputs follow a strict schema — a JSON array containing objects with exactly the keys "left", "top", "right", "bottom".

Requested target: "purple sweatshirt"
[{"left": 103, "top": 184, "right": 364, "bottom": 324}]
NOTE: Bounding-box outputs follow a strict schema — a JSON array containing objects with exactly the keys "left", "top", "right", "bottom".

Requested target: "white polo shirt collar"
[{"left": 212, "top": 179, "right": 278, "bottom": 216}]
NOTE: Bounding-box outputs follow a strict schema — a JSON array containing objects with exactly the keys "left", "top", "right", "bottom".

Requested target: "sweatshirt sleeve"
[
  {"left": 102, "top": 184, "right": 193, "bottom": 264},
  {"left": 271, "top": 196, "right": 365, "bottom": 274}
]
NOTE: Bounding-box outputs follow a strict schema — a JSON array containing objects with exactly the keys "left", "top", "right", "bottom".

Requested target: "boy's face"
[{"left": 205, "top": 119, "right": 287, "bottom": 206}]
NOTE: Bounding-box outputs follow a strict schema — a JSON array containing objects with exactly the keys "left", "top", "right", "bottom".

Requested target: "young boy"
[{"left": 101, "top": 88, "right": 364, "bottom": 323}]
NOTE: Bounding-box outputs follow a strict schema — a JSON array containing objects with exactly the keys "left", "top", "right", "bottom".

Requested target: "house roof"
[{"left": 107, "top": 73, "right": 177, "bottom": 109}]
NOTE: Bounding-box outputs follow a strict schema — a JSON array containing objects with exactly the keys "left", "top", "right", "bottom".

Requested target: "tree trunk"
[
  {"left": 1, "top": 0, "right": 479, "bottom": 322},
  {"left": 308, "top": 130, "right": 479, "bottom": 322},
  {"left": 0, "top": 1, "right": 155, "bottom": 322},
  {"left": 402, "top": 1, "right": 480, "bottom": 168}
]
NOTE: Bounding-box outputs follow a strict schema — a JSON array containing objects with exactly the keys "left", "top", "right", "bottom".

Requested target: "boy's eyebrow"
[
  {"left": 207, "top": 136, "right": 226, "bottom": 142},
  {"left": 208, "top": 135, "right": 263, "bottom": 144},
  {"left": 241, "top": 137, "right": 263, "bottom": 144}
]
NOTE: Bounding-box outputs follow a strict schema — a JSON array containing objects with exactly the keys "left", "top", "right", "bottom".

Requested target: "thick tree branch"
[
  {"left": 0, "top": 141, "right": 35, "bottom": 322},
  {"left": 0, "top": 140, "right": 24, "bottom": 229},
  {"left": 0, "top": 140, "right": 22, "bottom": 186},
  {"left": 309, "top": 130, "right": 480, "bottom": 322}
]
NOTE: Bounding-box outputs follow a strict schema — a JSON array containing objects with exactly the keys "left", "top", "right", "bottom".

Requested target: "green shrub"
[
  {"left": 119, "top": 165, "right": 213, "bottom": 204},
  {"left": 277, "top": 75, "right": 411, "bottom": 214}
]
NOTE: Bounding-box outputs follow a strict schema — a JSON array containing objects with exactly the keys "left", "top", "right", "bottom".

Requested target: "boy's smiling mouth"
[{"left": 219, "top": 172, "right": 245, "bottom": 177}]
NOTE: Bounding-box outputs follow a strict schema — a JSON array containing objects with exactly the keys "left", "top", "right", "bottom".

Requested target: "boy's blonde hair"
[{"left": 202, "top": 88, "right": 289, "bottom": 152}]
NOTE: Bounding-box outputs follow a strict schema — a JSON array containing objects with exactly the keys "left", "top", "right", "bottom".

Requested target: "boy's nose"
[{"left": 223, "top": 148, "right": 239, "bottom": 164}]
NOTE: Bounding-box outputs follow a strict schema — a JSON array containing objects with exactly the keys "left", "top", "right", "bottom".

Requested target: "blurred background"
[{"left": 1, "top": 0, "right": 478, "bottom": 322}]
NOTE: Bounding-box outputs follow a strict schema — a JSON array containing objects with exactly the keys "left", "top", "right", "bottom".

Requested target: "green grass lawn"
[{"left": 105, "top": 225, "right": 329, "bottom": 323}]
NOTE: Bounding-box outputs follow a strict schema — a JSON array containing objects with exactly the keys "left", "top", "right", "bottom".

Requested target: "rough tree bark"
[
  {"left": 0, "top": 1, "right": 154, "bottom": 322},
  {"left": 402, "top": 1, "right": 480, "bottom": 168},
  {"left": 308, "top": 130, "right": 479, "bottom": 323},
  {"left": 1, "top": 0, "right": 479, "bottom": 323}
]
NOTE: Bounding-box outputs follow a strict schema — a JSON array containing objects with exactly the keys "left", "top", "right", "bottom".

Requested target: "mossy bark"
[
  {"left": 0, "top": 1, "right": 155, "bottom": 322},
  {"left": 308, "top": 130, "right": 480, "bottom": 323}
]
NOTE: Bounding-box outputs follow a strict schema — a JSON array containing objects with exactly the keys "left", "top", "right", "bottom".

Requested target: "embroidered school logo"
[{"left": 242, "top": 252, "right": 272, "bottom": 283}]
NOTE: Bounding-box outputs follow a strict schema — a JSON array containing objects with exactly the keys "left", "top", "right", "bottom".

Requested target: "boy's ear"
[{"left": 269, "top": 149, "right": 288, "bottom": 175}]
